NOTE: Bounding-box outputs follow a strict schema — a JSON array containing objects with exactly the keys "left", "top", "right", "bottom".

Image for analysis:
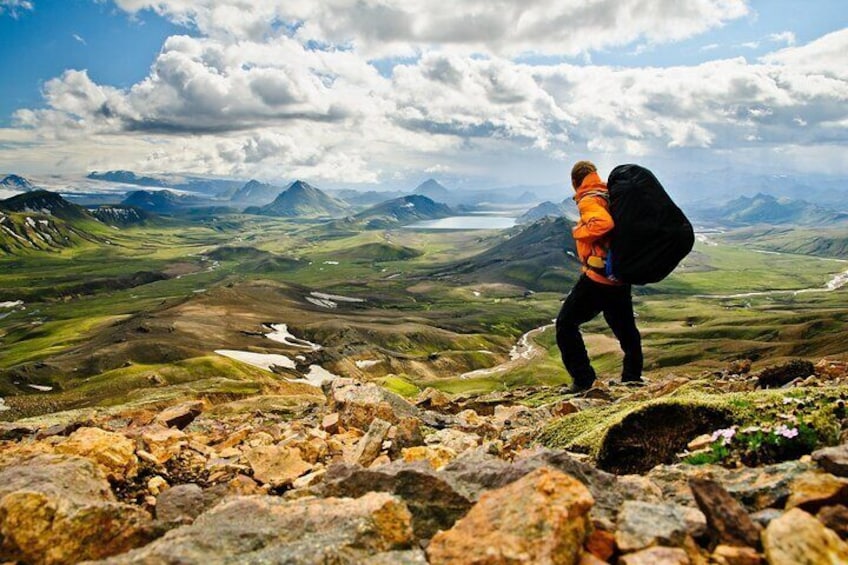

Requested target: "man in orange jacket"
[{"left": 557, "top": 160, "right": 643, "bottom": 393}]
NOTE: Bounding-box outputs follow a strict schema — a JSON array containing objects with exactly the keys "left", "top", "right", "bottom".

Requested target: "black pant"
[{"left": 556, "top": 275, "right": 642, "bottom": 386}]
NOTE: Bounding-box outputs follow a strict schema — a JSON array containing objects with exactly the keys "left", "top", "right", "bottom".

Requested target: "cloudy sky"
[{"left": 0, "top": 0, "right": 846, "bottom": 191}]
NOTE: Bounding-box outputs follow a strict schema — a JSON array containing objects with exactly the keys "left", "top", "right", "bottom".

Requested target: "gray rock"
[
  {"left": 156, "top": 483, "right": 207, "bottom": 524},
  {"left": 444, "top": 449, "right": 663, "bottom": 527},
  {"left": 648, "top": 460, "right": 812, "bottom": 511},
  {"left": 95, "top": 492, "right": 415, "bottom": 564},
  {"left": 615, "top": 500, "right": 706, "bottom": 553},
  {"left": 328, "top": 379, "right": 420, "bottom": 430},
  {"left": 321, "top": 460, "right": 472, "bottom": 540}
]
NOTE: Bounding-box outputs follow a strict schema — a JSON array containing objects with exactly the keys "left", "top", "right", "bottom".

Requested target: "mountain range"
[
  {"left": 88, "top": 170, "right": 242, "bottom": 197},
  {"left": 121, "top": 190, "right": 209, "bottom": 215},
  {"left": 691, "top": 193, "right": 848, "bottom": 227}
]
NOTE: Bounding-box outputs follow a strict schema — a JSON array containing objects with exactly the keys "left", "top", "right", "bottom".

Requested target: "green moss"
[
  {"left": 537, "top": 384, "right": 848, "bottom": 473},
  {"left": 378, "top": 375, "right": 421, "bottom": 397}
]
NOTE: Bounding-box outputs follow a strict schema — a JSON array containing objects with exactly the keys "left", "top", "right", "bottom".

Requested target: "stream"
[
  {"left": 698, "top": 266, "right": 848, "bottom": 300},
  {"left": 459, "top": 323, "right": 555, "bottom": 380}
]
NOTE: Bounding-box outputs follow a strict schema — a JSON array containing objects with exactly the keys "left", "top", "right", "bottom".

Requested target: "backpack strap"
[{"left": 574, "top": 190, "right": 610, "bottom": 203}]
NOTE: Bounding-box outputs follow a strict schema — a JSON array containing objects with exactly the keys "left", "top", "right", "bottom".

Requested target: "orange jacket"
[{"left": 572, "top": 171, "right": 618, "bottom": 285}]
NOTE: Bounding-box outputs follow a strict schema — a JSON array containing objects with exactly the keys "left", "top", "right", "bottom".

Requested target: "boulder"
[
  {"left": 55, "top": 427, "right": 138, "bottom": 481},
  {"left": 812, "top": 443, "right": 848, "bottom": 477},
  {"left": 328, "top": 379, "right": 420, "bottom": 430},
  {"left": 154, "top": 401, "right": 204, "bottom": 429},
  {"left": 244, "top": 445, "right": 312, "bottom": 488},
  {"left": 785, "top": 471, "right": 848, "bottom": 513},
  {"left": 688, "top": 477, "right": 761, "bottom": 548},
  {"left": 647, "top": 460, "right": 812, "bottom": 511},
  {"left": 96, "top": 492, "right": 414, "bottom": 563},
  {"left": 321, "top": 461, "right": 472, "bottom": 540},
  {"left": 426, "top": 467, "right": 594, "bottom": 565},
  {"left": 442, "top": 449, "right": 663, "bottom": 528},
  {"left": 0, "top": 454, "right": 154, "bottom": 564},
  {"left": 762, "top": 507, "right": 848, "bottom": 565},
  {"left": 615, "top": 501, "right": 706, "bottom": 553}
]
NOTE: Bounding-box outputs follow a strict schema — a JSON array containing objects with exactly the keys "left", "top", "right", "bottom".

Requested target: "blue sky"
[
  {"left": 0, "top": 0, "right": 186, "bottom": 125},
  {"left": 0, "top": 1, "right": 846, "bottom": 191}
]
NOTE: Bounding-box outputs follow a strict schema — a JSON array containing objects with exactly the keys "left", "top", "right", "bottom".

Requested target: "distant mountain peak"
[
  {"left": 288, "top": 180, "right": 314, "bottom": 192},
  {"left": 230, "top": 179, "right": 282, "bottom": 204},
  {"left": 246, "top": 181, "right": 347, "bottom": 218},
  {"left": 414, "top": 178, "right": 449, "bottom": 193},
  {"left": 0, "top": 174, "right": 36, "bottom": 191}
]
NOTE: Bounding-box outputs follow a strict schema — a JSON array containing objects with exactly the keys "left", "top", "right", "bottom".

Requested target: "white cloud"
[
  {"left": 3, "top": 1, "right": 847, "bottom": 187},
  {"left": 769, "top": 31, "right": 796, "bottom": 46},
  {"left": 0, "top": 0, "right": 33, "bottom": 18},
  {"left": 762, "top": 29, "right": 848, "bottom": 79},
  {"left": 72, "top": 33, "right": 87, "bottom": 45},
  {"left": 110, "top": 0, "right": 751, "bottom": 56}
]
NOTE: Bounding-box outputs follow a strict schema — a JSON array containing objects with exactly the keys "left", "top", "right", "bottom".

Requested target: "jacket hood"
[{"left": 573, "top": 171, "right": 607, "bottom": 201}]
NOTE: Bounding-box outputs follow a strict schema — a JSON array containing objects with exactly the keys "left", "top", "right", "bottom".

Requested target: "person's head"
[{"left": 571, "top": 160, "right": 597, "bottom": 190}]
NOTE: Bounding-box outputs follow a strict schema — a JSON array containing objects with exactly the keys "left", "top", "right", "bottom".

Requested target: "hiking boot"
[
  {"left": 621, "top": 375, "right": 645, "bottom": 386},
  {"left": 564, "top": 380, "right": 594, "bottom": 395}
]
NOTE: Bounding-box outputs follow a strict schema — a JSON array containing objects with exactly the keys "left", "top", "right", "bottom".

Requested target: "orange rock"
[
  {"left": 785, "top": 471, "right": 848, "bottom": 513},
  {"left": 426, "top": 467, "right": 594, "bottom": 564},
  {"left": 55, "top": 427, "right": 137, "bottom": 481},
  {"left": 585, "top": 528, "right": 616, "bottom": 561},
  {"left": 763, "top": 507, "right": 848, "bottom": 565},
  {"left": 711, "top": 544, "right": 763, "bottom": 565},
  {"left": 401, "top": 445, "right": 456, "bottom": 470},
  {"left": 245, "top": 445, "right": 312, "bottom": 488}
]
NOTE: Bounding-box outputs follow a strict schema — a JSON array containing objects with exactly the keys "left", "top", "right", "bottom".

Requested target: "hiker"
[{"left": 557, "top": 160, "right": 643, "bottom": 393}]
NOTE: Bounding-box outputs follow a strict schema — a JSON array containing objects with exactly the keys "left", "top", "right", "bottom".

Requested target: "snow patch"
[
  {"left": 310, "top": 292, "right": 364, "bottom": 303},
  {"left": 265, "top": 323, "right": 322, "bottom": 351},
  {"left": 215, "top": 350, "right": 296, "bottom": 371},
  {"left": 0, "top": 301, "right": 23, "bottom": 309},
  {"left": 27, "top": 384, "right": 53, "bottom": 392},
  {"left": 306, "top": 297, "right": 337, "bottom": 308},
  {"left": 355, "top": 359, "right": 382, "bottom": 369}
]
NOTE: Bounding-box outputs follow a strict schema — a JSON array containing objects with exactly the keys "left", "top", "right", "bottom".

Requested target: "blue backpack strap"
[{"left": 605, "top": 248, "right": 615, "bottom": 278}]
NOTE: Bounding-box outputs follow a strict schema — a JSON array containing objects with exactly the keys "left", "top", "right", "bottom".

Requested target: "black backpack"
[{"left": 605, "top": 164, "right": 694, "bottom": 285}]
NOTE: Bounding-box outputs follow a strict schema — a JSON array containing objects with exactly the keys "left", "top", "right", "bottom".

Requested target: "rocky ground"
[{"left": 1, "top": 359, "right": 848, "bottom": 564}]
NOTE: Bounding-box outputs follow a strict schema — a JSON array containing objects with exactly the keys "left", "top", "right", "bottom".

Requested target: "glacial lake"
[{"left": 405, "top": 215, "right": 517, "bottom": 230}]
